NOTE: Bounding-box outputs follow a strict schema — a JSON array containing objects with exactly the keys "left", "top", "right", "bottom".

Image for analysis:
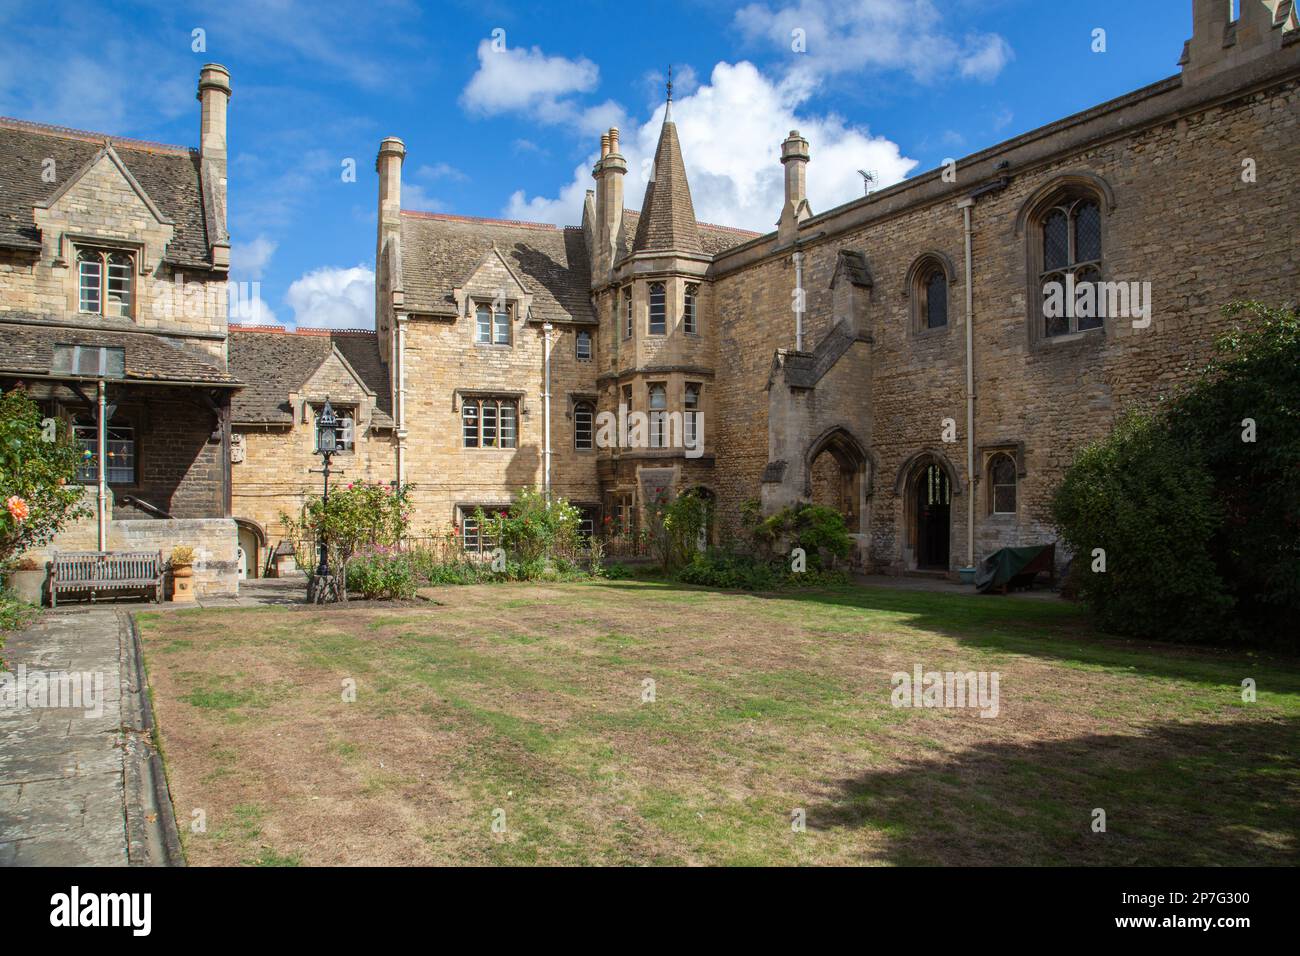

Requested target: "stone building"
[
  {"left": 355, "top": 2, "right": 1299, "bottom": 575},
  {"left": 0, "top": 64, "right": 242, "bottom": 596},
  {"left": 227, "top": 325, "right": 395, "bottom": 575}
]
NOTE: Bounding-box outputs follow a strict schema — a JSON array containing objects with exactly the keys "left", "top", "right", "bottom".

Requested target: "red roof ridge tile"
[{"left": 0, "top": 115, "right": 193, "bottom": 156}]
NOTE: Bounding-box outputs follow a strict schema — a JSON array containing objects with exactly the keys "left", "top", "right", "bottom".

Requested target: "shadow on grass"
[
  {"left": 586, "top": 579, "right": 1300, "bottom": 693},
  {"left": 808, "top": 716, "right": 1300, "bottom": 866}
]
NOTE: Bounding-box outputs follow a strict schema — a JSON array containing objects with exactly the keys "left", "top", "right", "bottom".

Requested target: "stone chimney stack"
[
  {"left": 1181, "top": 0, "right": 1294, "bottom": 84},
  {"left": 376, "top": 136, "right": 405, "bottom": 259},
  {"left": 592, "top": 126, "right": 626, "bottom": 278},
  {"left": 197, "top": 63, "right": 231, "bottom": 173},
  {"left": 777, "top": 129, "right": 811, "bottom": 246},
  {"left": 197, "top": 64, "right": 231, "bottom": 269}
]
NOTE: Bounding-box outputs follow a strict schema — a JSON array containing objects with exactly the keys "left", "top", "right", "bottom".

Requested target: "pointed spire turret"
[{"left": 630, "top": 79, "right": 701, "bottom": 256}]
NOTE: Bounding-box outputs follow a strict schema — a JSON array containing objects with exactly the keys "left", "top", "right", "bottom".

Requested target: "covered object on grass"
[{"left": 975, "top": 544, "right": 1056, "bottom": 594}]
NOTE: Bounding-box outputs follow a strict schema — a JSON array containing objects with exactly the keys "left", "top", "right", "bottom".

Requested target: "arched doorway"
[
  {"left": 234, "top": 519, "right": 266, "bottom": 580},
  {"left": 804, "top": 427, "right": 869, "bottom": 534},
  {"left": 913, "top": 462, "right": 951, "bottom": 569}
]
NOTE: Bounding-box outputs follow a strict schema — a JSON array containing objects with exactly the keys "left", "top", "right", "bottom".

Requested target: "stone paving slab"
[{"left": 0, "top": 608, "right": 131, "bottom": 866}]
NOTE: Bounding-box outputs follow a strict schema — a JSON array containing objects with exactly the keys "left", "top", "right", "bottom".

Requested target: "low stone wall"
[
  {"left": 108, "top": 518, "right": 239, "bottom": 598},
  {"left": 25, "top": 504, "right": 240, "bottom": 600}
]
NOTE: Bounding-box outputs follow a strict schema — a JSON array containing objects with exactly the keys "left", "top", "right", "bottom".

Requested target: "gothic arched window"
[{"left": 1038, "top": 195, "right": 1103, "bottom": 337}]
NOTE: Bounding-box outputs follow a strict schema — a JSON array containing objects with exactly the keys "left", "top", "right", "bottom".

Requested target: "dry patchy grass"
[{"left": 137, "top": 581, "right": 1300, "bottom": 866}]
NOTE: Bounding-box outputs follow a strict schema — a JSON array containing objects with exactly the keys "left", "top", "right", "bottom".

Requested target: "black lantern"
[{"left": 314, "top": 398, "right": 338, "bottom": 579}]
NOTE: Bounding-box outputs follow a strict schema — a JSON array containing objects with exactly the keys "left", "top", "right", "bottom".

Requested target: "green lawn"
[{"left": 138, "top": 580, "right": 1300, "bottom": 866}]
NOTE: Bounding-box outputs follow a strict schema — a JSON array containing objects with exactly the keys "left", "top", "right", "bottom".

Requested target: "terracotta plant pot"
[{"left": 171, "top": 563, "right": 196, "bottom": 602}]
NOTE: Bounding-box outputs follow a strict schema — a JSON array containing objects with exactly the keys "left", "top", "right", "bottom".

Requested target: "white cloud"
[
  {"left": 230, "top": 236, "right": 277, "bottom": 280},
  {"left": 734, "top": 0, "right": 1013, "bottom": 88},
  {"left": 284, "top": 266, "right": 375, "bottom": 330},
  {"left": 415, "top": 162, "right": 468, "bottom": 182},
  {"left": 461, "top": 39, "right": 600, "bottom": 123},
  {"left": 402, "top": 184, "right": 446, "bottom": 213},
  {"left": 229, "top": 289, "right": 280, "bottom": 327},
  {"left": 959, "top": 34, "right": 1014, "bottom": 82},
  {"left": 505, "top": 61, "right": 917, "bottom": 233}
]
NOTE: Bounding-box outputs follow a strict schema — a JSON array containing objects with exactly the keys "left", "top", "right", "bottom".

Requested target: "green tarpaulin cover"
[{"left": 975, "top": 544, "right": 1054, "bottom": 594}]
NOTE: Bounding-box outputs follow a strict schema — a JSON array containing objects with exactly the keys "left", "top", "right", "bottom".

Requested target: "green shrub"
[
  {"left": 602, "top": 562, "right": 633, "bottom": 580},
  {"left": 675, "top": 551, "right": 849, "bottom": 591},
  {"left": 753, "top": 503, "right": 853, "bottom": 569},
  {"left": 1053, "top": 302, "right": 1299, "bottom": 646},
  {"left": 346, "top": 552, "right": 418, "bottom": 600}
]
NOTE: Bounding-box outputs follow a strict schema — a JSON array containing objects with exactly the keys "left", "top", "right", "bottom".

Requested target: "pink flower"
[{"left": 5, "top": 495, "right": 29, "bottom": 523}]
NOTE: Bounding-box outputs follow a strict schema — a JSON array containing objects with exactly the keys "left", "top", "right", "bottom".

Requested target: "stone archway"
[
  {"left": 803, "top": 427, "right": 870, "bottom": 535},
  {"left": 894, "top": 450, "right": 960, "bottom": 571}
]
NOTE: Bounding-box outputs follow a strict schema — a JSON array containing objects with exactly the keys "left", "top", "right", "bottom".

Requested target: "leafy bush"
[
  {"left": 1052, "top": 302, "right": 1299, "bottom": 645},
  {"left": 0, "top": 388, "right": 92, "bottom": 570},
  {"left": 676, "top": 550, "right": 849, "bottom": 591},
  {"left": 346, "top": 551, "right": 418, "bottom": 600},
  {"left": 602, "top": 562, "right": 633, "bottom": 580},
  {"left": 282, "top": 481, "right": 413, "bottom": 596},
  {"left": 1052, "top": 411, "right": 1231, "bottom": 640},
  {"left": 753, "top": 503, "right": 852, "bottom": 569},
  {"left": 479, "top": 488, "right": 581, "bottom": 568}
]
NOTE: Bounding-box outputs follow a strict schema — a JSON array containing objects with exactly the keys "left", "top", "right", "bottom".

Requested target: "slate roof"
[
  {"left": 630, "top": 116, "right": 702, "bottom": 255},
  {"left": 0, "top": 117, "right": 216, "bottom": 268},
  {"left": 0, "top": 318, "right": 238, "bottom": 385},
  {"left": 619, "top": 210, "right": 758, "bottom": 259},
  {"left": 399, "top": 213, "right": 595, "bottom": 323},
  {"left": 227, "top": 327, "right": 393, "bottom": 427}
]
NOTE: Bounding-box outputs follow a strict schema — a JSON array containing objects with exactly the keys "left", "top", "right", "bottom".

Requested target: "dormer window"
[
  {"left": 475, "top": 302, "right": 510, "bottom": 345},
  {"left": 314, "top": 403, "right": 355, "bottom": 453},
  {"left": 78, "top": 247, "right": 134, "bottom": 318}
]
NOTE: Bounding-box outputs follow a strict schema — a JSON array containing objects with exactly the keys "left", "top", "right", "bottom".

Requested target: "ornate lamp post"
[{"left": 311, "top": 398, "right": 338, "bottom": 600}]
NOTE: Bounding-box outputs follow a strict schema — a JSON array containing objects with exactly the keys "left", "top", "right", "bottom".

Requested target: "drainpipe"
[
  {"left": 97, "top": 378, "right": 108, "bottom": 551},
  {"left": 792, "top": 250, "right": 805, "bottom": 351},
  {"left": 542, "top": 322, "right": 553, "bottom": 503},
  {"left": 394, "top": 316, "right": 407, "bottom": 486},
  {"left": 958, "top": 197, "right": 976, "bottom": 570}
]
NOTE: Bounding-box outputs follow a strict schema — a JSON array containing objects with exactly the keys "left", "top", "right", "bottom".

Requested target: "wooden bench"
[{"left": 49, "top": 550, "right": 165, "bottom": 608}]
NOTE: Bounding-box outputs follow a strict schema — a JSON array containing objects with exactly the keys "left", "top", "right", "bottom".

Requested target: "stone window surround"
[
  {"left": 1015, "top": 171, "right": 1116, "bottom": 350},
  {"left": 683, "top": 282, "right": 700, "bottom": 336},
  {"left": 452, "top": 286, "right": 534, "bottom": 346},
  {"left": 303, "top": 399, "right": 359, "bottom": 455},
  {"left": 575, "top": 328, "right": 593, "bottom": 361},
  {"left": 647, "top": 282, "right": 667, "bottom": 336},
  {"left": 61, "top": 236, "right": 149, "bottom": 321},
  {"left": 902, "top": 250, "right": 958, "bottom": 338},
  {"left": 978, "top": 441, "right": 1026, "bottom": 518}
]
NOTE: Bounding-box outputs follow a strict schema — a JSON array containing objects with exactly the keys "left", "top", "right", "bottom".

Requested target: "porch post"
[{"left": 97, "top": 378, "right": 108, "bottom": 550}]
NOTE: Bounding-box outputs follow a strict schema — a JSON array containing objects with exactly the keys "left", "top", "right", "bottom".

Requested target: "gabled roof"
[
  {"left": 0, "top": 116, "right": 216, "bottom": 268},
  {"left": 0, "top": 318, "right": 238, "bottom": 386},
  {"left": 398, "top": 212, "right": 595, "bottom": 324},
  {"left": 227, "top": 327, "right": 393, "bottom": 426},
  {"left": 630, "top": 116, "right": 702, "bottom": 255}
]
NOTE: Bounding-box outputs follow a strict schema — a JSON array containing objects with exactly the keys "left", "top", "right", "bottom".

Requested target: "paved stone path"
[
  {"left": 0, "top": 608, "right": 132, "bottom": 866},
  {"left": 0, "top": 579, "right": 306, "bottom": 867}
]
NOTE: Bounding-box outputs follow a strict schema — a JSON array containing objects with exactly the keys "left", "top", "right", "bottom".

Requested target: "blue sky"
[{"left": 0, "top": 0, "right": 1195, "bottom": 328}]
